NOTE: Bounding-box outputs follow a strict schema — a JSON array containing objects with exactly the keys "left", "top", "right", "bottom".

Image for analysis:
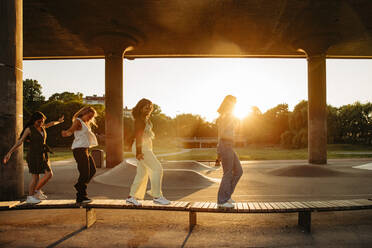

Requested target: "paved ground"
[{"left": 1, "top": 158, "right": 372, "bottom": 247}]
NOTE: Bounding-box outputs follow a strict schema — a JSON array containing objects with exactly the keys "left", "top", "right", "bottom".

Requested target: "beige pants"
[{"left": 129, "top": 150, "right": 164, "bottom": 199}]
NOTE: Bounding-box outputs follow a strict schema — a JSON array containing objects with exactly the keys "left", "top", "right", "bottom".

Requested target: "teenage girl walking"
[
  {"left": 62, "top": 106, "right": 98, "bottom": 203},
  {"left": 126, "top": 98, "right": 170, "bottom": 206},
  {"left": 3, "top": 112, "right": 64, "bottom": 203},
  {"left": 216, "top": 95, "right": 243, "bottom": 208}
]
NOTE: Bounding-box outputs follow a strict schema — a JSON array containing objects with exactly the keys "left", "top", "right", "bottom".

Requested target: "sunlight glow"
[{"left": 234, "top": 101, "right": 252, "bottom": 120}]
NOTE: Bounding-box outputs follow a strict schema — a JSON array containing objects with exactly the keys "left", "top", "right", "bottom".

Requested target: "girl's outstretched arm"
[
  {"left": 44, "top": 115, "right": 64, "bottom": 129},
  {"left": 3, "top": 128, "right": 31, "bottom": 164},
  {"left": 61, "top": 119, "right": 81, "bottom": 137}
]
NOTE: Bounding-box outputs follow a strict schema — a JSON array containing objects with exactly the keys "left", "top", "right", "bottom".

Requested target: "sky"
[{"left": 23, "top": 58, "right": 372, "bottom": 121}]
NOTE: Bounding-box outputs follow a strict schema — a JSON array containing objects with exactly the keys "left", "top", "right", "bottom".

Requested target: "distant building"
[
  {"left": 83, "top": 95, "right": 105, "bottom": 105},
  {"left": 124, "top": 106, "right": 132, "bottom": 118}
]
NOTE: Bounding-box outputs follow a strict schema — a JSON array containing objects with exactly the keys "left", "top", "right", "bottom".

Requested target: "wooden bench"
[{"left": 1, "top": 199, "right": 372, "bottom": 232}]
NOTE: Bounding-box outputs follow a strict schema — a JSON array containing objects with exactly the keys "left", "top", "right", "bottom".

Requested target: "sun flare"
[{"left": 233, "top": 102, "right": 252, "bottom": 119}]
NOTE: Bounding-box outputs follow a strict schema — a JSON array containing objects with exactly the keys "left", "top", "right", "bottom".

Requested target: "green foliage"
[
  {"left": 48, "top": 91, "right": 83, "bottom": 103},
  {"left": 172, "top": 114, "right": 217, "bottom": 138},
  {"left": 242, "top": 104, "right": 289, "bottom": 145},
  {"left": 23, "top": 79, "right": 46, "bottom": 121},
  {"left": 281, "top": 101, "right": 308, "bottom": 148},
  {"left": 337, "top": 102, "right": 372, "bottom": 144}
]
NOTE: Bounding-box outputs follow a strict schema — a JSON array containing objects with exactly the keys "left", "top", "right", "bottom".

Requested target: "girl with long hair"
[
  {"left": 61, "top": 106, "right": 98, "bottom": 203},
  {"left": 126, "top": 98, "right": 170, "bottom": 206},
  {"left": 3, "top": 112, "right": 64, "bottom": 203},
  {"left": 216, "top": 95, "right": 243, "bottom": 208}
]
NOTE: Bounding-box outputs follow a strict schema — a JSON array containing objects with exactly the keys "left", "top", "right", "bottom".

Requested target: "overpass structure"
[{"left": 1, "top": 0, "right": 372, "bottom": 199}]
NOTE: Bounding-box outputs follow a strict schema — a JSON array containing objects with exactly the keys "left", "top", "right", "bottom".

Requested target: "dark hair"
[
  {"left": 132, "top": 98, "right": 153, "bottom": 120},
  {"left": 19, "top": 111, "right": 46, "bottom": 139}
]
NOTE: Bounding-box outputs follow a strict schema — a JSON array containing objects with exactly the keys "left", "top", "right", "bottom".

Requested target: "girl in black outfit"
[{"left": 3, "top": 112, "right": 64, "bottom": 203}]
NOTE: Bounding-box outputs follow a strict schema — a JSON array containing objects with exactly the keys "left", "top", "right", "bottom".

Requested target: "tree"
[
  {"left": 48, "top": 92, "right": 83, "bottom": 103},
  {"left": 23, "top": 79, "right": 45, "bottom": 117},
  {"left": 281, "top": 101, "right": 307, "bottom": 148},
  {"left": 262, "top": 104, "right": 289, "bottom": 144}
]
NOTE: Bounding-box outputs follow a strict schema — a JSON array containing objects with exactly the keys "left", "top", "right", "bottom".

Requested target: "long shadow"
[
  {"left": 46, "top": 226, "right": 86, "bottom": 248},
  {"left": 181, "top": 227, "right": 194, "bottom": 248}
]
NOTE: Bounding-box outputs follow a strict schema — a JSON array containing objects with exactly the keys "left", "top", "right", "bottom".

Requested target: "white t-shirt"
[{"left": 71, "top": 118, "right": 98, "bottom": 149}]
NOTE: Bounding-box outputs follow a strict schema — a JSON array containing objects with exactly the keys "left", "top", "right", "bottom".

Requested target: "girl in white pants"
[{"left": 126, "top": 98, "right": 170, "bottom": 206}]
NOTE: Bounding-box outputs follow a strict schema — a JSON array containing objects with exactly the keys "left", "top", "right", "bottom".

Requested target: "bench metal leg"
[
  {"left": 86, "top": 208, "right": 96, "bottom": 228},
  {"left": 189, "top": 211, "right": 197, "bottom": 231},
  {"left": 298, "top": 211, "right": 311, "bottom": 233}
]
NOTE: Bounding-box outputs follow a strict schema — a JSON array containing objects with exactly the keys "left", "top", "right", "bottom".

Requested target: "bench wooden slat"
[
  {"left": 309, "top": 201, "right": 328, "bottom": 209},
  {"left": 242, "top": 202, "right": 249, "bottom": 211},
  {"left": 342, "top": 200, "right": 372, "bottom": 210},
  {"left": 351, "top": 199, "right": 372, "bottom": 207},
  {"left": 0, "top": 201, "right": 21, "bottom": 209},
  {"left": 300, "top": 201, "right": 317, "bottom": 209},
  {"left": 233, "top": 203, "right": 239, "bottom": 212},
  {"left": 190, "top": 202, "right": 200, "bottom": 208},
  {"left": 328, "top": 200, "right": 349, "bottom": 209},
  {"left": 267, "top": 202, "right": 283, "bottom": 212},
  {"left": 317, "top": 201, "right": 334, "bottom": 208},
  {"left": 202, "top": 202, "right": 211, "bottom": 209},
  {"left": 237, "top": 202, "right": 245, "bottom": 212},
  {"left": 332, "top": 200, "right": 354, "bottom": 209},
  {"left": 257, "top": 202, "right": 267, "bottom": 212},
  {"left": 276, "top": 202, "right": 290, "bottom": 210},
  {"left": 284, "top": 202, "right": 299, "bottom": 211},
  {"left": 248, "top": 202, "right": 255, "bottom": 211},
  {"left": 180, "top": 202, "right": 191, "bottom": 208},
  {"left": 191, "top": 202, "right": 205, "bottom": 210},
  {"left": 208, "top": 203, "right": 217, "bottom": 210},
  {"left": 253, "top": 202, "right": 261, "bottom": 211},
  {"left": 348, "top": 199, "right": 372, "bottom": 207},
  {"left": 281, "top": 202, "right": 296, "bottom": 210},
  {"left": 199, "top": 202, "right": 209, "bottom": 209},
  {"left": 317, "top": 201, "right": 333, "bottom": 208},
  {"left": 190, "top": 202, "right": 201, "bottom": 209},
  {"left": 16, "top": 199, "right": 79, "bottom": 209},
  {"left": 173, "top": 201, "right": 183, "bottom": 208},
  {"left": 323, "top": 200, "right": 343, "bottom": 209},
  {"left": 291, "top": 202, "right": 309, "bottom": 210},
  {"left": 263, "top": 202, "right": 274, "bottom": 211}
]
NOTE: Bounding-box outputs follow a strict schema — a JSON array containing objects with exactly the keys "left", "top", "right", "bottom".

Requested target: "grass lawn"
[
  {"left": 24, "top": 144, "right": 372, "bottom": 162},
  {"left": 154, "top": 144, "right": 372, "bottom": 161}
]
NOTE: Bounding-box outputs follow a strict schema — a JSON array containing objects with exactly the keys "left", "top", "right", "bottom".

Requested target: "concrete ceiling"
[{"left": 23, "top": 0, "right": 372, "bottom": 59}]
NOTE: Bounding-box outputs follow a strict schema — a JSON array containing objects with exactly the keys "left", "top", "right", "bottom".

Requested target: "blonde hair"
[
  {"left": 217, "top": 95, "right": 237, "bottom": 114},
  {"left": 73, "top": 106, "right": 97, "bottom": 127}
]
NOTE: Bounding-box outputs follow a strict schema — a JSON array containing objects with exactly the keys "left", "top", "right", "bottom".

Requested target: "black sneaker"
[{"left": 76, "top": 196, "right": 92, "bottom": 204}]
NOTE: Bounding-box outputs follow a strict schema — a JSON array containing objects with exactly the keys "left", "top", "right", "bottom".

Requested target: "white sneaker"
[
  {"left": 218, "top": 202, "right": 234, "bottom": 208},
  {"left": 153, "top": 197, "right": 171, "bottom": 205},
  {"left": 228, "top": 198, "right": 235, "bottom": 204},
  {"left": 126, "top": 197, "right": 141, "bottom": 206},
  {"left": 26, "top": 195, "right": 41, "bottom": 204},
  {"left": 35, "top": 190, "right": 47, "bottom": 200}
]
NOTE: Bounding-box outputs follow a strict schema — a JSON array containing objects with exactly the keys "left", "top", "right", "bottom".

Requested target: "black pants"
[{"left": 72, "top": 148, "right": 96, "bottom": 199}]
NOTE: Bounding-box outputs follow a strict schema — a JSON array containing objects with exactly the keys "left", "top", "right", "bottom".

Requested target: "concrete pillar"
[
  {"left": 105, "top": 50, "right": 124, "bottom": 168},
  {"left": 307, "top": 53, "right": 327, "bottom": 164},
  {"left": 0, "top": 0, "right": 24, "bottom": 200}
]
